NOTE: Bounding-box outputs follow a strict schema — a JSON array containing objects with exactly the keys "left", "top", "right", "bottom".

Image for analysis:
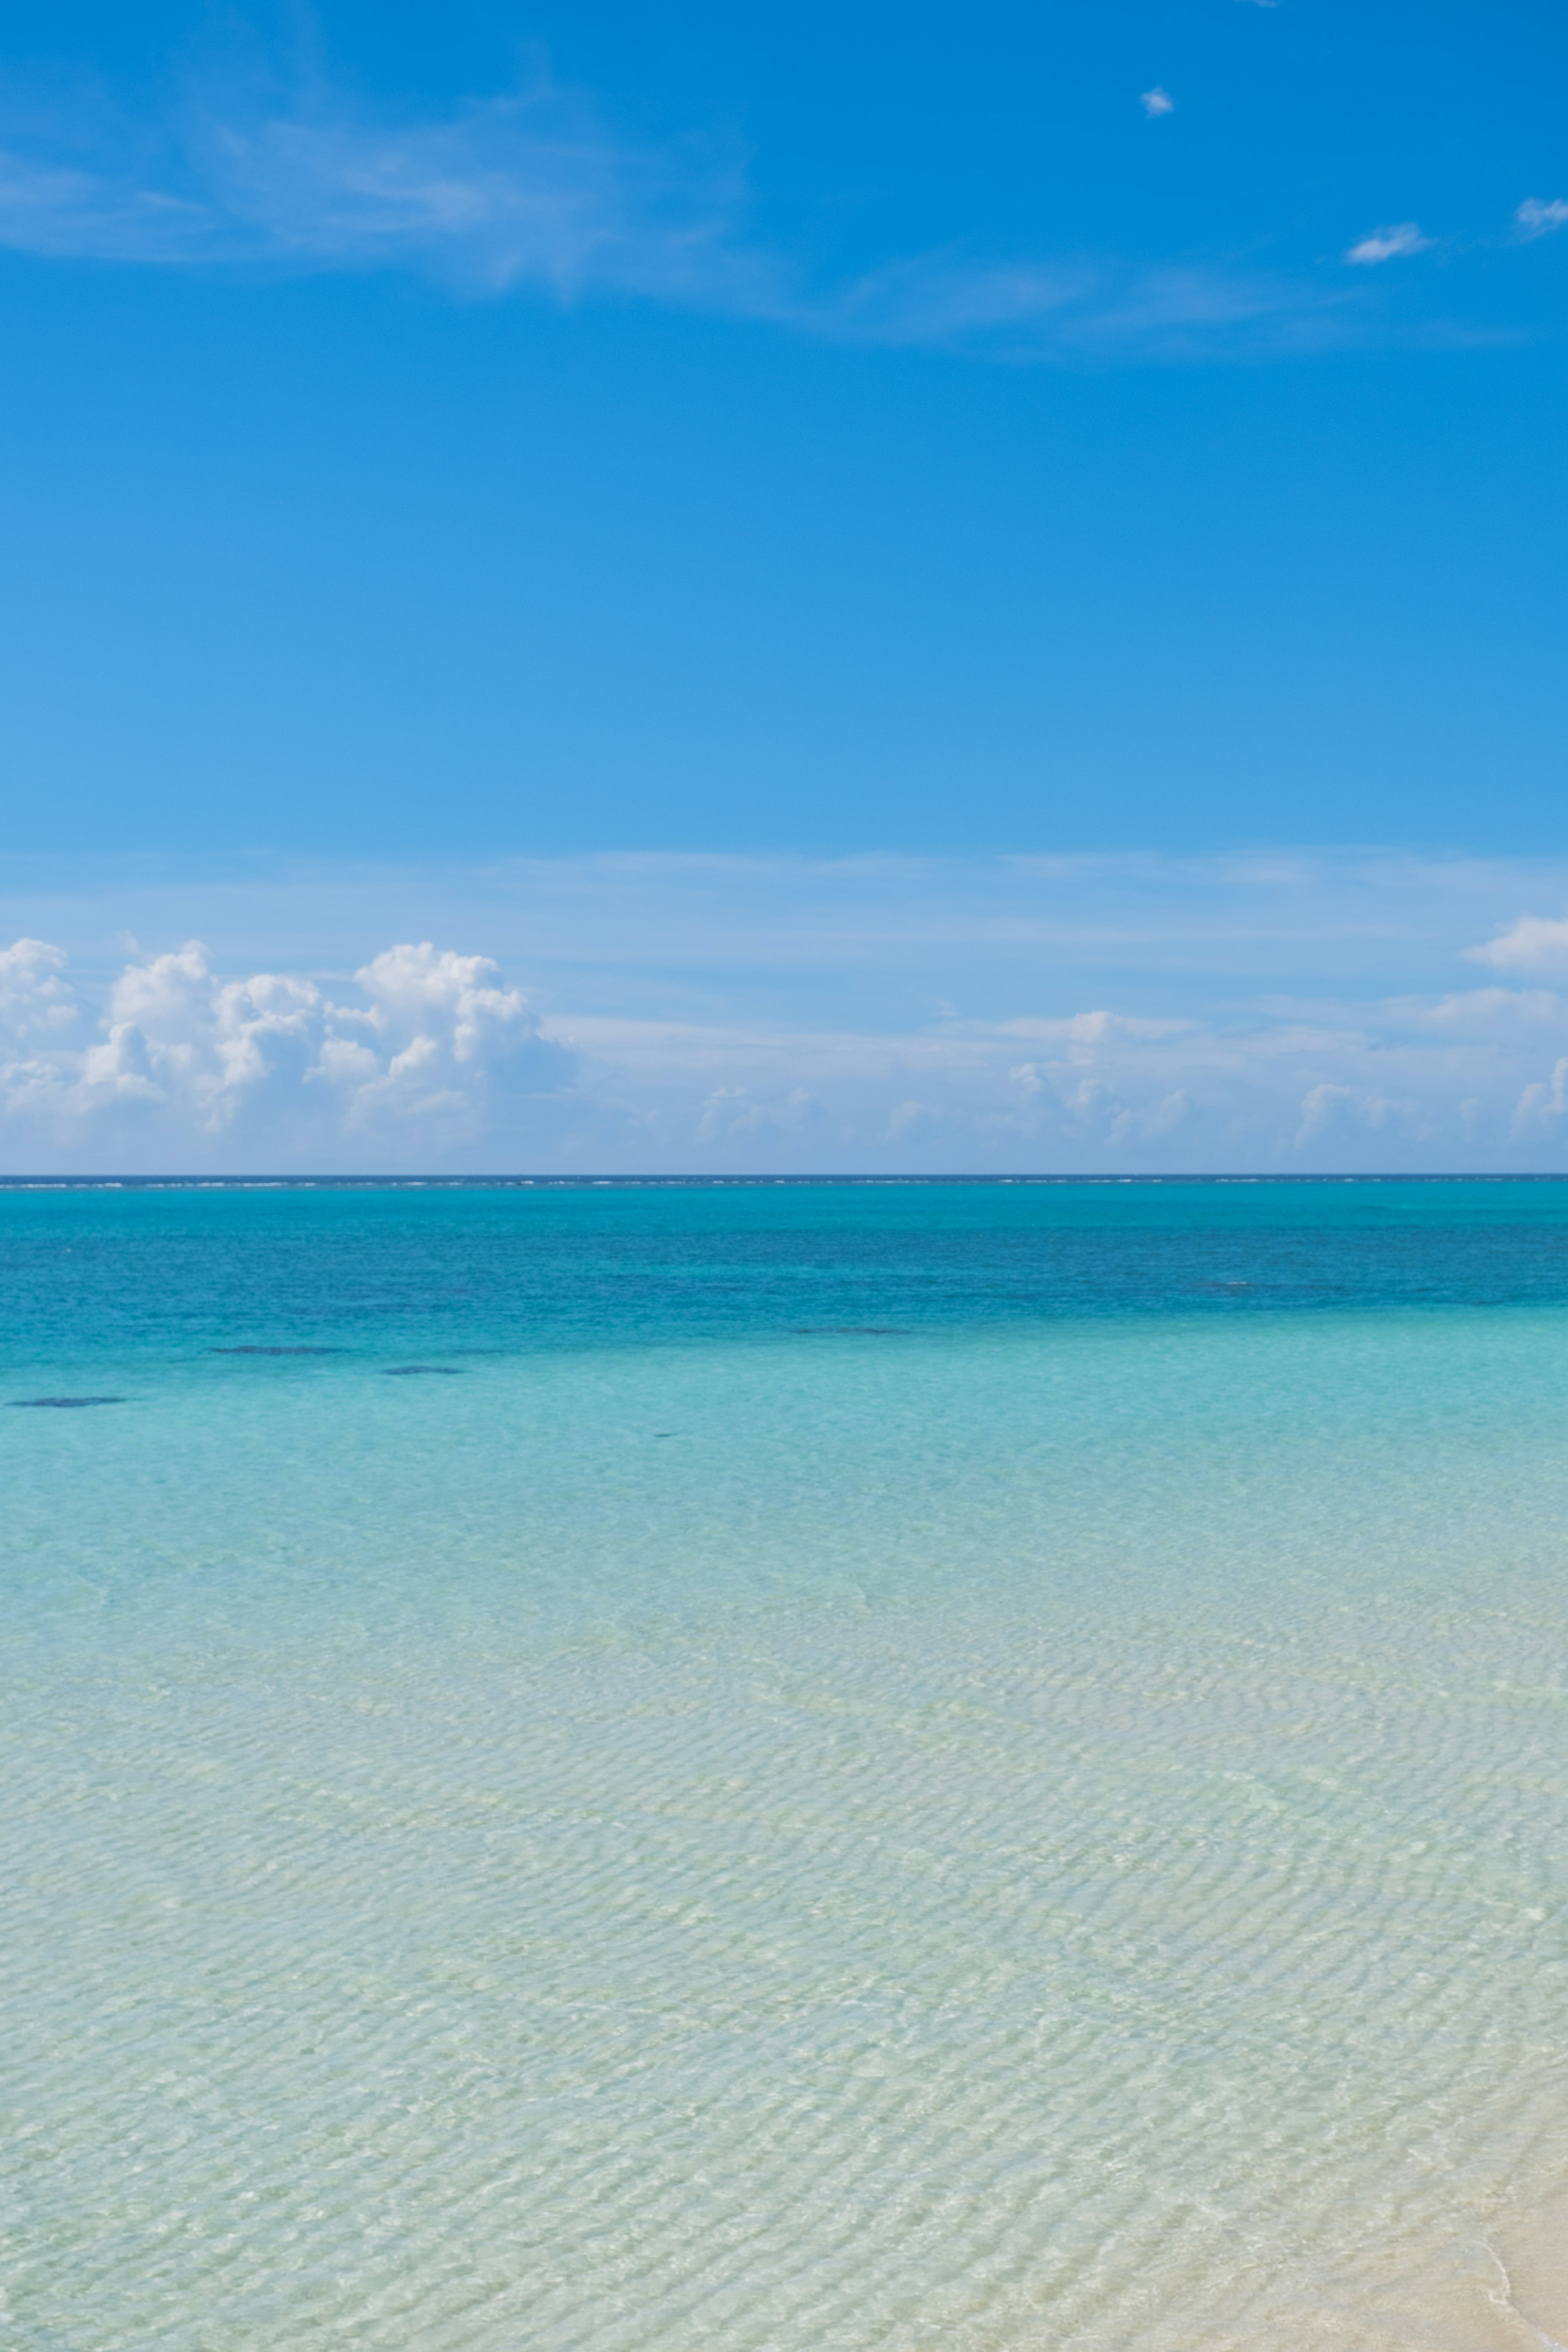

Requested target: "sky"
[{"left": 1, "top": 1, "right": 1566, "bottom": 1171}]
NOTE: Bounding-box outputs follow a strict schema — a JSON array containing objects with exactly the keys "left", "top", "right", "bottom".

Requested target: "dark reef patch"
[
  {"left": 9, "top": 1396, "right": 124, "bottom": 1409},
  {"left": 211, "top": 1345, "right": 344, "bottom": 1356},
  {"left": 383, "top": 1365, "right": 465, "bottom": 1376}
]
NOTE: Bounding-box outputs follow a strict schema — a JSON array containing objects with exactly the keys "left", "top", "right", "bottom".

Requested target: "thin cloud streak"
[
  {"left": 0, "top": 65, "right": 1352, "bottom": 361},
  {"left": 0, "top": 80, "right": 771, "bottom": 302},
  {"left": 1345, "top": 222, "right": 1432, "bottom": 265}
]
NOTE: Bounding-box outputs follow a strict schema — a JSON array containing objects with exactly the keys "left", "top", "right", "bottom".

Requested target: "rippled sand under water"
[{"left": 6, "top": 1191, "right": 1568, "bottom": 2349}]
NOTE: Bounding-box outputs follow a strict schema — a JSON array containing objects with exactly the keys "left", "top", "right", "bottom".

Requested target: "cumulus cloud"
[
  {"left": 1463, "top": 914, "right": 1568, "bottom": 976},
  {"left": 1513, "top": 1059, "right": 1568, "bottom": 1135},
  {"left": 1107, "top": 1089, "right": 1189, "bottom": 1146},
  {"left": 1297, "top": 1082, "right": 1429, "bottom": 1147},
  {"left": 1140, "top": 88, "right": 1175, "bottom": 119},
  {"left": 1297, "top": 1083, "right": 1377, "bottom": 1145},
  {"left": 0, "top": 938, "right": 572, "bottom": 1165},
  {"left": 12, "top": 855, "right": 1568, "bottom": 1173},
  {"left": 1345, "top": 223, "right": 1432, "bottom": 265},
  {"left": 696, "top": 1082, "right": 824, "bottom": 1144},
  {"left": 0, "top": 938, "right": 77, "bottom": 1044},
  {"left": 1516, "top": 198, "right": 1568, "bottom": 239}
]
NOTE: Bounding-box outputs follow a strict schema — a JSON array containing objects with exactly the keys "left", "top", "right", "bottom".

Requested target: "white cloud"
[
  {"left": 1418, "top": 986, "right": 1566, "bottom": 1027},
  {"left": 1140, "top": 88, "right": 1175, "bottom": 119},
  {"left": 1345, "top": 223, "right": 1432, "bottom": 266},
  {"left": 1463, "top": 913, "right": 1568, "bottom": 976},
  {"left": 357, "top": 941, "right": 532, "bottom": 1058},
  {"left": 11, "top": 853, "right": 1568, "bottom": 1172},
  {"left": 991, "top": 1011, "right": 1192, "bottom": 1047},
  {"left": 0, "top": 938, "right": 77, "bottom": 1044},
  {"left": 1107, "top": 1088, "right": 1189, "bottom": 1145},
  {"left": 1297, "top": 1082, "right": 1373, "bottom": 1147},
  {"left": 0, "top": 937, "right": 571, "bottom": 1165},
  {"left": 696, "top": 1082, "right": 822, "bottom": 1144},
  {"left": 1513, "top": 1058, "right": 1568, "bottom": 1135},
  {"left": 1516, "top": 197, "right": 1568, "bottom": 239}
]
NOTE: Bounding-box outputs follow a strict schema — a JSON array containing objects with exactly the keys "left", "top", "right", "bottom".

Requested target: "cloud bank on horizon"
[
  {"left": 0, "top": 937, "right": 570, "bottom": 1167},
  {"left": 7, "top": 857, "right": 1568, "bottom": 1174}
]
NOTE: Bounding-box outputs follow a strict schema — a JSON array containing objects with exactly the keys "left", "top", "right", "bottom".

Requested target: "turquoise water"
[{"left": 7, "top": 1180, "right": 1568, "bottom": 2351}]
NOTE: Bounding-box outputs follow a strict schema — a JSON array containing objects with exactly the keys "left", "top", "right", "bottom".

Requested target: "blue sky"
[{"left": 1, "top": 4, "right": 1566, "bottom": 1168}]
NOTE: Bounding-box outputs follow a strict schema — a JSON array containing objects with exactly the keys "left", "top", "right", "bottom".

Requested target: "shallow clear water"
[{"left": 7, "top": 1180, "right": 1568, "bottom": 2350}]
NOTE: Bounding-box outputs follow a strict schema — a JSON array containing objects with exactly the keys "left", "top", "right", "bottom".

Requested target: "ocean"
[{"left": 6, "top": 1177, "right": 1568, "bottom": 2351}]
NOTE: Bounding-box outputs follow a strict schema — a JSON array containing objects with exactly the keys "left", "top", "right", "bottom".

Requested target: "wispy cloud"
[
  {"left": 1345, "top": 222, "right": 1432, "bottom": 266},
  {"left": 1140, "top": 87, "right": 1175, "bottom": 120},
  {"left": 815, "top": 251, "right": 1094, "bottom": 346},
  {"left": 803, "top": 248, "right": 1339, "bottom": 360},
  {"left": 0, "top": 76, "right": 772, "bottom": 306},
  {"left": 0, "top": 58, "right": 1353, "bottom": 363},
  {"left": 1516, "top": 196, "right": 1568, "bottom": 240}
]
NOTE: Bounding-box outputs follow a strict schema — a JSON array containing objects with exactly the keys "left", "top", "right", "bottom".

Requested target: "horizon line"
[{"left": 4, "top": 1171, "right": 1568, "bottom": 1189}]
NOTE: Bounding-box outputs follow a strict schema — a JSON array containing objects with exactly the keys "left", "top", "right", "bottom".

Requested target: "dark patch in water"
[
  {"left": 384, "top": 1365, "right": 465, "bottom": 1376},
  {"left": 211, "top": 1345, "right": 344, "bottom": 1356},
  {"left": 9, "top": 1395, "right": 124, "bottom": 1409},
  {"left": 788, "top": 1326, "right": 913, "bottom": 1336}
]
